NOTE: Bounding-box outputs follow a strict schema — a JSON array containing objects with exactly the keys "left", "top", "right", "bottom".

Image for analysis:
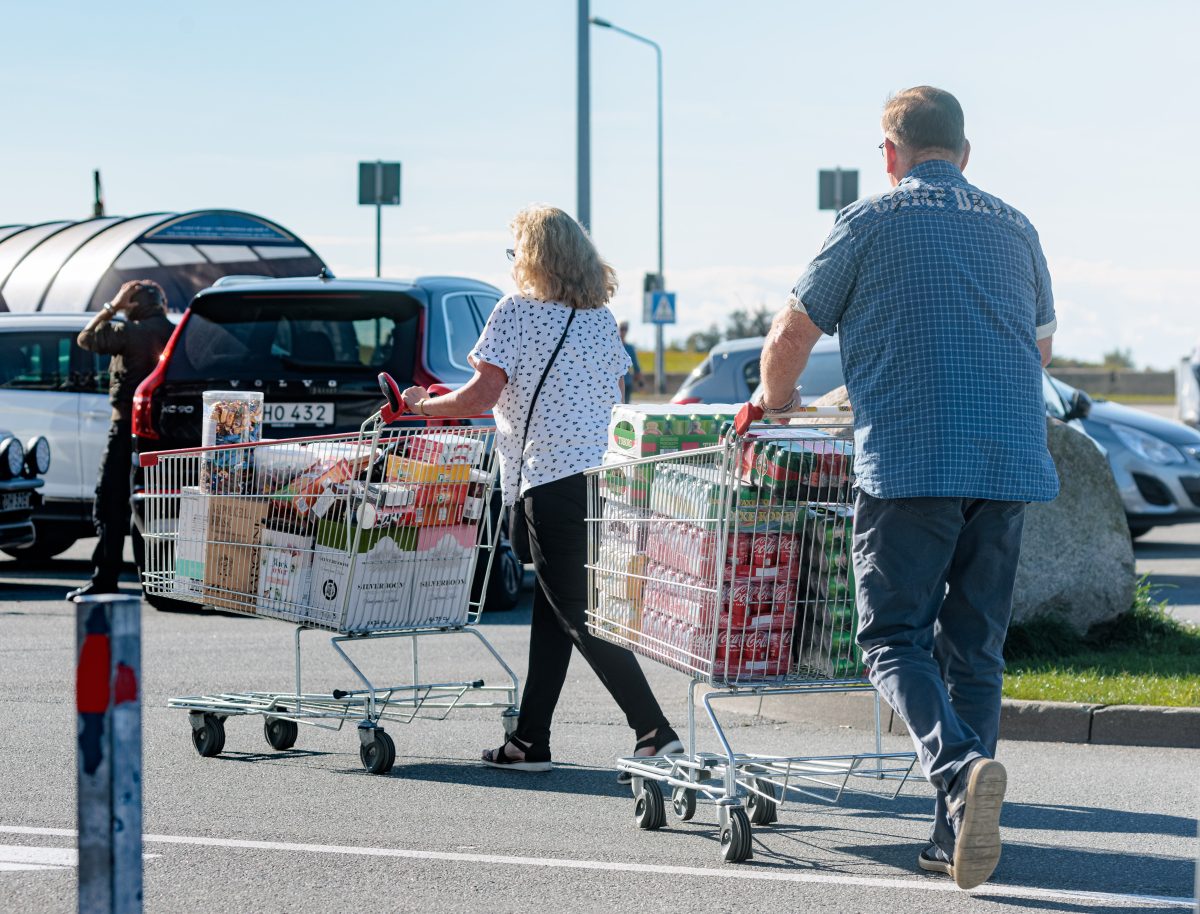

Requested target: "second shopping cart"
[{"left": 586, "top": 405, "right": 916, "bottom": 863}]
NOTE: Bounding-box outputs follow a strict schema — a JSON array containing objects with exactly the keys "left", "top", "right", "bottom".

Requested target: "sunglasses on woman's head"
[{"left": 505, "top": 248, "right": 516, "bottom": 262}]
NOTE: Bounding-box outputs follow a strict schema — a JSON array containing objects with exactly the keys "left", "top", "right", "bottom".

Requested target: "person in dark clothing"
[{"left": 67, "top": 280, "right": 175, "bottom": 601}]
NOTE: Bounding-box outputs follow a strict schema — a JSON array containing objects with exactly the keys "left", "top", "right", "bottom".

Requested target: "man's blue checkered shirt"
[{"left": 793, "top": 160, "right": 1059, "bottom": 502}]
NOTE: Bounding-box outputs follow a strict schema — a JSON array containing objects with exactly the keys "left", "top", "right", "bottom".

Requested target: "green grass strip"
[{"left": 1002, "top": 578, "right": 1200, "bottom": 707}]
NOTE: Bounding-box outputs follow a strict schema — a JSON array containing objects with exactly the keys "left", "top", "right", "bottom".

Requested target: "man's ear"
[{"left": 960, "top": 139, "right": 971, "bottom": 172}]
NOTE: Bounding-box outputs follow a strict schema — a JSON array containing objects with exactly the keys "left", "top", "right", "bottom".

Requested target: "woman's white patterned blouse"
[{"left": 469, "top": 294, "right": 631, "bottom": 506}]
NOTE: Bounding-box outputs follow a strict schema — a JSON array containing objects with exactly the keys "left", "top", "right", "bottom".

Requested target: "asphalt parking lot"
[{"left": 0, "top": 531, "right": 1197, "bottom": 914}]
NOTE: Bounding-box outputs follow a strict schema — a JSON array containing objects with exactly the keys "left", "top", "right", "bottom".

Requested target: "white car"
[{"left": 0, "top": 313, "right": 120, "bottom": 558}]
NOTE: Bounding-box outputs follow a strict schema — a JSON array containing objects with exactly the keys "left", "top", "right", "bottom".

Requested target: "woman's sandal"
[
  {"left": 617, "top": 726, "right": 684, "bottom": 784},
  {"left": 481, "top": 736, "right": 553, "bottom": 773}
]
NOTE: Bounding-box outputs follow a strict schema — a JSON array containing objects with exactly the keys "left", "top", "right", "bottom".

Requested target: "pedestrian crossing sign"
[{"left": 644, "top": 291, "right": 677, "bottom": 325}]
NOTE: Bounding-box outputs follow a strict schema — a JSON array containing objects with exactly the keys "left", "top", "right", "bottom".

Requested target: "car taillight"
[
  {"left": 132, "top": 310, "right": 190, "bottom": 440},
  {"left": 672, "top": 396, "right": 702, "bottom": 405}
]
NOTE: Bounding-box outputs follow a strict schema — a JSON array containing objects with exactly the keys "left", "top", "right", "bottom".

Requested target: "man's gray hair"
[{"left": 882, "top": 86, "right": 966, "bottom": 155}]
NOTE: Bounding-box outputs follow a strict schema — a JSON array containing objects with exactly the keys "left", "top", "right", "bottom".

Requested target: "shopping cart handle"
[
  {"left": 378, "top": 372, "right": 406, "bottom": 424},
  {"left": 734, "top": 401, "right": 764, "bottom": 436}
]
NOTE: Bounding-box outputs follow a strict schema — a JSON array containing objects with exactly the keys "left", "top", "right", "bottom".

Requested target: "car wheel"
[{"left": 2, "top": 527, "right": 78, "bottom": 563}]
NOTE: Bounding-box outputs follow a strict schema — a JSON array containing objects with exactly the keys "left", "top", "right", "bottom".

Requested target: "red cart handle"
[
  {"left": 378, "top": 373, "right": 406, "bottom": 424},
  {"left": 734, "top": 401, "right": 764, "bottom": 436}
]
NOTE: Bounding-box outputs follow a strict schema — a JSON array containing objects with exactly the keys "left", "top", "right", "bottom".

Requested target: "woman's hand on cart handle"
[
  {"left": 402, "top": 385, "right": 430, "bottom": 416},
  {"left": 378, "top": 372, "right": 408, "bottom": 424}
]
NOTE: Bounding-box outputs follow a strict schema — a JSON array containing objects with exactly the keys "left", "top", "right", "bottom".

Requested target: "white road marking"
[
  {"left": 0, "top": 825, "right": 1193, "bottom": 909},
  {"left": 0, "top": 846, "right": 74, "bottom": 872},
  {"left": 0, "top": 841, "right": 159, "bottom": 874}
]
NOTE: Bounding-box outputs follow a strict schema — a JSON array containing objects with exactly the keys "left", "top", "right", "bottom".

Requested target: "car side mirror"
[{"left": 1064, "top": 389, "right": 1092, "bottom": 422}]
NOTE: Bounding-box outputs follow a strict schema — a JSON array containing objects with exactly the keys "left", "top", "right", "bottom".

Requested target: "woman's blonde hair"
[{"left": 510, "top": 204, "right": 618, "bottom": 310}]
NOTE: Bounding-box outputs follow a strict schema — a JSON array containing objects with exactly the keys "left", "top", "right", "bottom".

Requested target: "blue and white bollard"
[{"left": 75, "top": 593, "right": 143, "bottom": 914}]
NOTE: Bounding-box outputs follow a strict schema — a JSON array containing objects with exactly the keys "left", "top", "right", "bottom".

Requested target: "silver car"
[
  {"left": 671, "top": 335, "right": 843, "bottom": 406},
  {"left": 1046, "top": 374, "right": 1200, "bottom": 537}
]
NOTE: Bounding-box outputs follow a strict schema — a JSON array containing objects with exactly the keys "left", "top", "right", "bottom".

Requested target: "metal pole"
[
  {"left": 591, "top": 18, "right": 665, "bottom": 392},
  {"left": 76, "top": 593, "right": 143, "bottom": 914},
  {"left": 374, "top": 160, "right": 383, "bottom": 278},
  {"left": 577, "top": 0, "right": 591, "bottom": 230},
  {"left": 653, "top": 41, "right": 665, "bottom": 394}
]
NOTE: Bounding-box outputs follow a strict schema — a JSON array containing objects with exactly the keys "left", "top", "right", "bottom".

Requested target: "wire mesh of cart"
[
  {"left": 139, "top": 373, "right": 520, "bottom": 775},
  {"left": 584, "top": 404, "right": 917, "bottom": 862}
]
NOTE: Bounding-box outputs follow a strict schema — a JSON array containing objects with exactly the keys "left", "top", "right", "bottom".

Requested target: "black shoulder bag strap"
[{"left": 509, "top": 308, "right": 576, "bottom": 563}]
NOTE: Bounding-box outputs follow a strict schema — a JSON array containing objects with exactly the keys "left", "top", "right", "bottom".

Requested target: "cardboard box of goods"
[
  {"left": 315, "top": 517, "right": 418, "bottom": 553},
  {"left": 607, "top": 405, "right": 738, "bottom": 458},
  {"left": 309, "top": 535, "right": 416, "bottom": 632},
  {"left": 281, "top": 458, "right": 355, "bottom": 516},
  {"left": 203, "top": 496, "right": 269, "bottom": 612},
  {"left": 407, "top": 432, "right": 485, "bottom": 467},
  {"left": 601, "top": 452, "right": 654, "bottom": 508},
  {"left": 385, "top": 455, "right": 472, "bottom": 486},
  {"left": 256, "top": 528, "right": 316, "bottom": 618},
  {"left": 415, "top": 524, "right": 477, "bottom": 554},
  {"left": 407, "top": 551, "right": 474, "bottom": 628},
  {"left": 172, "top": 487, "right": 207, "bottom": 599}
]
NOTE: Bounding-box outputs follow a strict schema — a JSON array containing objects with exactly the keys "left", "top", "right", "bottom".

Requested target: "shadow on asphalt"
[
  {"left": 337, "top": 758, "right": 630, "bottom": 799},
  {"left": 839, "top": 790, "right": 1197, "bottom": 838}
]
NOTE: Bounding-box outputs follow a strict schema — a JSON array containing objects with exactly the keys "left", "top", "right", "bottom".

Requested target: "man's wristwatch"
[
  {"left": 101, "top": 301, "right": 116, "bottom": 314},
  {"left": 760, "top": 391, "right": 800, "bottom": 415}
]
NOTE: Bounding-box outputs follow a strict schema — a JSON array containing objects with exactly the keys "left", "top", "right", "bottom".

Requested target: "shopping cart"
[
  {"left": 585, "top": 404, "right": 917, "bottom": 862},
  {"left": 139, "top": 373, "right": 520, "bottom": 774}
]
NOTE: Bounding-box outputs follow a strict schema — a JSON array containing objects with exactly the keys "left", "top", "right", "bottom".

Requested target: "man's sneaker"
[
  {"left": 949, "top": 758, "right": 1007, "bottom": 890},
  {"left": 917, "top": 843, "right": 953, "bottom": 877}
]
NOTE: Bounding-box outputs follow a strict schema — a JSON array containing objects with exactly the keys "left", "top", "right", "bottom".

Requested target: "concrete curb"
[{"left": 724, "top": 692, "right": 1200, "bottom": 749}]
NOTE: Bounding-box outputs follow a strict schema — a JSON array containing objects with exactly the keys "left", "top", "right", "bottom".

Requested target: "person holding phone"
[{"left": 68, "top": 280, "right": 175, "bottom": 601}]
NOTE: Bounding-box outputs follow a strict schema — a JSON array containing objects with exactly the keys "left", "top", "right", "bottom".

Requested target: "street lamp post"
[{"left": 590, "top": 16, "right": 666, "bottom": 394}]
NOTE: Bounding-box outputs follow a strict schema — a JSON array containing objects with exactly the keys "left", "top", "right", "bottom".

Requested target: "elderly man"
[{"left": 758, "top": 87, "right": 1057, "bottom": 889}]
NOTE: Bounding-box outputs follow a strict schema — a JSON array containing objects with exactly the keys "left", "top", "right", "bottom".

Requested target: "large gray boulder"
[
  {"left": 1012, "top": 418, "right": 1135, "bottom": 632},
  {"left": 803, "top": 386, "right": 1135, "bottom": 634}
]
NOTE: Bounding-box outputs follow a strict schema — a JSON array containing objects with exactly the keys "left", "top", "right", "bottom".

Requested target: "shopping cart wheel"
[
  {"left": 634, "top": 780, "right": 666, "bottom": 830},
  {"left": 190, "top": 713, "right": 225, "bottom": 758},
  {"left": 264, "top": 716, "right": 299, "bottom": 751},
  {"left": 719, "top": 807, "right": 753, "bottom": 864},
  {"left": 671, "top": 787, "right": 697, "bottom": 822},
  {"left": 359, "top": 729, "right": 396, "bottom": 775},
  {"left": 747, "top": 778, "right": 778, "bottom": 826}
]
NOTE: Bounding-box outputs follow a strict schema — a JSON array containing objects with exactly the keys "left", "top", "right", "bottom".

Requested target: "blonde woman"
[{"left": 402, "top": 205, "right": 680, "bottom": 774}]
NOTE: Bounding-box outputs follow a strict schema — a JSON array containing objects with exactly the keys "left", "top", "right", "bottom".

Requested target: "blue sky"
[{"left": 2, "top": 1, "right": 1197, "bottom": 367}]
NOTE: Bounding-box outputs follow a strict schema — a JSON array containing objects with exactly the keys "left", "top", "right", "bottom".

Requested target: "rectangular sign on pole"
[
  {"left": 358, "top": 162, "right": 402, "bottom": 206},
  {"left": 644, "top": 290, "right": 677, "bottom": 325},
  {"left": 818, "top": 168, "right": 858, "bottom": 211}
]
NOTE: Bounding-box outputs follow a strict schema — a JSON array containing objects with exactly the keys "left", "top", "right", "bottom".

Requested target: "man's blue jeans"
[{"left": 852, "top": 492, "right": 1026, "bottom": 853}]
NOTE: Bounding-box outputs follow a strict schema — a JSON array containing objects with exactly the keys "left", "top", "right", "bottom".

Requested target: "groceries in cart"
[
  {"left": 200, "top": 391, "right": 264, "bottom": 495},
  {"left": 158, "top": 425, "right": 495, "bottom": 632},
  {"left": 607, "top": 404, "right": 740, "bottom": 458},
  {"left": 590, "top": 405, "right": 865, "bottom": 684}
]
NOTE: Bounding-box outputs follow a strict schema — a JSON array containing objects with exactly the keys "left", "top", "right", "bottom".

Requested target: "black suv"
[{"left": 129, "top": 273, "right": 522, "bottom": 610}]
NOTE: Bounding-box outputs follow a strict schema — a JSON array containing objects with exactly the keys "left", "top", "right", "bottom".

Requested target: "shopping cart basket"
[
  {"left": 140, "top": 373, "right": 520, "bottom": 774},
  {"left": 585, "top": 404, "right": 917, "bottom": 862}
]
